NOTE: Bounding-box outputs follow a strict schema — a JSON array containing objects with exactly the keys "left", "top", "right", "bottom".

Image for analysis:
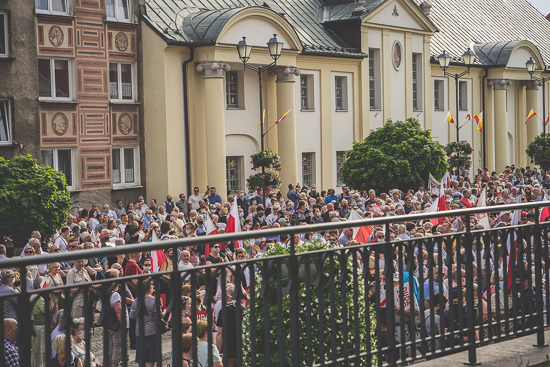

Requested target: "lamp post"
[
  {"left": 526, "top": 57, "right": 548, "bottom": 135},
  {"left": 236, "top": 34, "right": 283, "bottom": 205},
  {"left": 437, "top": 48, "right": 476, "bottom": 142}
]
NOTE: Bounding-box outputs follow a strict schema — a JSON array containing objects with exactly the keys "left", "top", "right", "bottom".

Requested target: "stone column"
[
  {"left": 196, "top": 61, "right": 230, "bottom": 200},
  {"left": 525, "top": 80, "right": 541, "bottom": 144},
  {"left": 275, "top": 66, "right": 300, "bottom": 189},
  {"left": 489, "top": 78, "right": 511, "bottom": 172}
]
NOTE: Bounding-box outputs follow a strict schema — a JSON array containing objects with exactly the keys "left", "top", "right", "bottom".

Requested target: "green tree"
[
  {"left": 340, "top": 118, "right": 448, "bottom": 193},
  {"left": 0, "top": 155, "right": 72, "bottom": 246}
]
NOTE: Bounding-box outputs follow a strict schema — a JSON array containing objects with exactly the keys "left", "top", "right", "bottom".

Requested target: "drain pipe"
[
  {"left": 482, "top": 66, "right": 488, "bottom": 168},
  {"left": 182, "top": 46, "right": 195, "bottom": 196}
]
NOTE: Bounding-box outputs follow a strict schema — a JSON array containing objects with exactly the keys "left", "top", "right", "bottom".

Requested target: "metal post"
[
  {"left": 543, "top": 78, "right": 546, "bottom": 135},
  {"left": 464, "top": 214, "right": 480, "bottom": 365},
  {"left": 534, "top": 207, "right": 548, "bottom": 347},
  {"left": 258, "top": 66, "right": 266, "bottom": 206}
]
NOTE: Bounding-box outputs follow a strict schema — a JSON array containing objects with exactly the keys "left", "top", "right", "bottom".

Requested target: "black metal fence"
[{"left": 1, "top": 202, "right": 550, "bottom": 367}]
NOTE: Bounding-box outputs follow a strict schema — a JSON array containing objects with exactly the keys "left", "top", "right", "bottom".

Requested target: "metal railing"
[{"left": 1, "top": 201, "right": 550, "bottom": 367}]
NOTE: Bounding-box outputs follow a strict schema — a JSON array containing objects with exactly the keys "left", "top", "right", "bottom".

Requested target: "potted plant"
[
  {"left": 526, "top": 133, "right": 550, "bottom": 170},
  {"left": 445, "top": 140, "right": 473, "bottom": 174},
  {"left": 247, "top": 149, "right": 282, "bottom": 192},
  {"left": 250, "top": 149, "right": 281, "bottom": 171}
]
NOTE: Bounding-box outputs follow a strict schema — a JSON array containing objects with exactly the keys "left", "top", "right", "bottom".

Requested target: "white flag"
[
  {"left": 428, "top": 173, "right": 440, "bottom": 196},
  {"left": 475, "top": 188, "right": 491, "bottom": 229}
]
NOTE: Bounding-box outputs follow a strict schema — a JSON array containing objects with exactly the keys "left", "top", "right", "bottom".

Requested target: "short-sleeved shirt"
[
  {"left": 197, "top": 341, "right": 221, "bottom": 367},
  {"left": 188, "top": 194, "right": 205, "bottom": 210},
  {"left": 125, "top": 261, "right": 142, "bottom": 297},
  {"left": 110, "top": 291, "right": 129, "bottom": 328}
]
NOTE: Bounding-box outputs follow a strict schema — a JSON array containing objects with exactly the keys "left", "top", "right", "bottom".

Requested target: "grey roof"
[
  {"left": 411, "top": 0, "right": 550, "bottom": 68},
  {"left": 143, "top": 0, "right": 365, "bottom": 57},
  {"left": 473, "top": 41, "right": 523, "bottom": 67},
  {"left": 322, "top": 0, "right": 386, "bottom": 22}
]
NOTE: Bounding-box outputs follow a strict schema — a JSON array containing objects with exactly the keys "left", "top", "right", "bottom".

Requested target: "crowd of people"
[{"left": 2, "top": 164, "right": 550, "bottom": 366}]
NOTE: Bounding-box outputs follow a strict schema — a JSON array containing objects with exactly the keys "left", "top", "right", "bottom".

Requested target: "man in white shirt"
[
  {"left": 178, "top": 250, "right": 193, "bottom": 283},
  {"left": 54, "top": 226, "right": 70, "bottom": 252},
  {"left": 188, "top": 186, "right": 206, "bottom": 211}
]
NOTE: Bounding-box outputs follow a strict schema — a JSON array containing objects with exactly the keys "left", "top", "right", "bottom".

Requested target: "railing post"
[
  {"left": 289, "top": 233, "right": 300, "bottom": 366},
  {"left": 464, "top": 214, "right": 480, "bottom": 365},
  {"left": 533, "top": 207, "right": 548, "bottom": 347},
  {"left": 18, "top": 266, "right": 32, "bottom": 367},
  {"left": 384, "top": 222, "right": 396, "bottom": 365}
]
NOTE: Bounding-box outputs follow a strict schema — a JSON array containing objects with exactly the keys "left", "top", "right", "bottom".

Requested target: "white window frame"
[
  {"left": 35, "top": 0, "right": 69, "bottom": 15},
  {"left": 0, "top": 11, "right": 8, "bottom": 58},
  {"left": 335, "top": 76, "right": 348, "bottom": 111},
  {"left": 433, "top": 79, "right": 445, "bottom": 111},
  {"left": 412, "top": 53, "right": 423, "bottom": 111},
  {"left": 226, "top": 156, "right": 243, "bottom": 192},
  {"left": 301, "top": 152, "right": 315, "bottom": 187},
  {"left": 106, "top": 0, "right": 131, "bottom": 22},
  {"left": 225, "top": 71, "right": 245, "bottom": 109},
  {"left": 38, "top": 58, "right": 73, "bottom": 101},
  {"left": 112, "top": 146, "right": 138, "bottom": 188},
  {"left": 0, "top": 99, "right": 12, "bottom": 145},
  {"left": 300, "top": 74, "right": 314, "bottom": 111},
  {"left": 41, "top": 148, "right": 75, "bottom": 190},
  {"left": 336, "top": 151, "right": 347, "bottom": 187},
  {"left": 109, "top": 62, "right": 136, "bottom": 102},
  {"left": 369, "top": 48, "right": 381, "bottom": 110}
]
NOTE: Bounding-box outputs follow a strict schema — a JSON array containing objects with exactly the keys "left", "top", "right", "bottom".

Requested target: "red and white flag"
[
  {"left": 434, "top": 172, "right": 450, "bottom": 225},
  {"left": 203, "top": 212, "right": 219, "bottom": 259},
  {"left": 275, "top": 107, "right": 293, "bottom": 124},
  {"left": 540, "top": 192, "right": 550, "bottom": 222},
  {"left": 475, "top": 188, "right": 491, "bottom": 229},
  {"left": 225, "top": 195, "right": 242, "bottom": 249},
  {"left": 506, "top": 199, "right": 522, "bottom": 292},
  {"left": 428, "top": 173, "right": 440, "bottom": 196},
  {"left": 150, "top": 230, "right": 167, "bottom": 272},
  {"left": 347, "top": 209, "right": 375, "bottom": 243}
]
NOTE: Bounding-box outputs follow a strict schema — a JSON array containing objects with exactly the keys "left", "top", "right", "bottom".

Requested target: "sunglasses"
[
  {"left": 213, "top": 246, "right": 220, "bottom": 249},
  {"left": 25, "top": 251, "right": 33, "bottom": 254},
  {"left": 52, "top": 249, "right": 61, "bottom": 252}
]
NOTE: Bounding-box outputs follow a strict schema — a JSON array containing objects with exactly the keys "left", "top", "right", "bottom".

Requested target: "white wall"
[
  {"left": 331, "top": 71, "right": 354, "bottom": 187},
  {"left": 295, "top": 70, "right": 321, "bottom": 186},
  {"left": 506, "top": 81, "right": 516, "bottom": 164},
  {"left": 390, "top": 32, "right": 406, "bottom": 121}
]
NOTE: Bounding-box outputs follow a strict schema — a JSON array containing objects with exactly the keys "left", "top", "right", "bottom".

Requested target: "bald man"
[{"left": 4, "top": 318, "right": 19, "bottom": 367}]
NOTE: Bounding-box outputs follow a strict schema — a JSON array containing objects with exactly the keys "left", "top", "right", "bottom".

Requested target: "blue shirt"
[
  {"left": 324, "top": 195, "right": 338, "bottom": 204},
  {"left": 287, "top": 190, "right": 300, "bottom": 207},
  {"left": 207, "top": 194, "right": 222, "bottom": 205}
]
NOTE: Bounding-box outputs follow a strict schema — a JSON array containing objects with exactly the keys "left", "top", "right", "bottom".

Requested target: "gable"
[{"left": 363, "top": 0, "right": 436, "bottom": 33}]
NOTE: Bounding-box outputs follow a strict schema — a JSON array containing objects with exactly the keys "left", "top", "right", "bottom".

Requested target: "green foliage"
[
  {"left": 0, "top": 155, "right": 72, "bottom": 246},
  {"left": 247, "top": 149, "right": 282, "bottom": 192},
  {"left": 241, "top": 241, "right": 377, "bottom": 366},
  {"left": 445, "top": 140, "right": 473, "bottom": 173},
  {"left": 340, "top": 118, "right": 448, "bottom": 193},
  {"left": 526, "top": 133, "right": 550, "bottom": 170}
]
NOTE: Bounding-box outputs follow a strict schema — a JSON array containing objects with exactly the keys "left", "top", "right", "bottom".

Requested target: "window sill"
[
  {"left": 370, "top": 108, "right": 382, "bottom": 112},
  {"left": 0, "top": 142, "right": 15, "bottom": 147},
  {"left": 335, "top": 109, "right": 349, "bottom": 112},
  {"left": 0, "top": 56, "right": 15, "bottom": 62},
  {"left": 113, "top": 185, "right": 143, "bottom": 191},
  {"left": 35, "top": 12, "right": 75, "bottom": 19},
  {"left": 300, "top": 109, "right": 315, "bottom": 112},
  {"left": 105, "top": 19, "right": 138, "bottom": 27},
  {"left": 434, "top": 109, "right": 445, "bottom": 112},
  {"left": 226, "top": 107, "right": 245, "bottom": 110},
  {"left": 413, "top": 109, "right": 424, "bottom": 113},
  {"left": 39, "top": 99, "right": 79, "bottom": 105},
  {"left": 109, "top": 101, "right": 140, "bottom": 106}
]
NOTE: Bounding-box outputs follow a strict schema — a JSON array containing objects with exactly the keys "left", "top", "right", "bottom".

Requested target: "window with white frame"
[
  {"left": 112, "top": 147, "right": 137, "bottom": 186},
  {"left": 109, "top": 63, "right": 134, "bottom": 101},
  {"left": 336, "top": 151, "right": 347, "bottom": 187},
  {"left": 302, "top": 152, "right": 315, "bottom": 187},
  {"left": 106, "top": 0, "right": 131, "bottom": 21},
  {"left": 38, "top": 58, "right": 72, "bottom": 100},
  {"left": 433, "top": 79, "right": 444, "bottom": 111},
  {"left": 41, "top": 148, "right": 74, "bottom": 188},
  {"left": 225, "top": 71, "right": 240, "bottom": 108},
  {"left": 300, "top": 74, "right": 314, "bottom": 111},
  {"left": 412, "top": 53, "right": 423, "bottom": 111},
  {"left": 458, "top": 80, "right": 468, "bottom": 111},
  {"left": 35, "top": 0, "right": 68, "bottom": 14},
  {"left": 369, "top": 48, "right": 381, "bottom": 110},
  {"left": 226, "top": 156, "right": 243, "bottom": 192},
  {"left": 335, "top": 76, "right": 348, "bottom": 111},
  {"left": 0, "top": 12, "right": 8, "bottom": 58},
  {"left": 0, "top": 100, "right": 12, "bottom": 144}
]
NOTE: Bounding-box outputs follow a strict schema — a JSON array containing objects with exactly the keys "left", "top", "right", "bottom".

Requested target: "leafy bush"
[
  {"left": 247, "top": 149, "right": 282, "bottom": 192},
  {"left": 242, "top": 241, "right": 377, "bottom": 366},
  {"left": 0, "top": 155, "right": 72, "bottom": 246},
  {"left": 526, "top": 133, "right": 550, "bottom": 170},
  {"left": 339, "top": 119, "right": 448, "bottom": 193},
  {"left": 445, "top": 140, "right": 473, "bottom": 173}
]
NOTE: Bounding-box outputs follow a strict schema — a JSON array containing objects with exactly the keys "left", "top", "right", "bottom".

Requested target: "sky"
[{"left": 528, "top": 0, "right": 550, "bottom": 16}]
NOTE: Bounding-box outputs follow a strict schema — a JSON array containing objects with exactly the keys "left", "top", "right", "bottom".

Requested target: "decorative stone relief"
[
  {"left": 48, "top": 25, "right": 64, "bottom": 47},
  {"left": 115, "top": 32, "right": 128, "bottom": 52},
  {"left": 274, "top": 66, "right": 300, "bottom": 82},
  {"left": 488, "top": 79, "right": 512, "bottom": 90},
  {"left": 51, "top": 113, "right": 69, "bottom": 136},
  {"left": 118, "top": 113, "right": 133, "bottom": 135},
  {"left": 196, "top": 61, "right": 230, "bottom": 78}
]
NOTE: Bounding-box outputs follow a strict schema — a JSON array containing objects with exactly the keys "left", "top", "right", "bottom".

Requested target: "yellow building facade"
[{"left": 141, "top": 0, "right": 550, "bottom": 201}]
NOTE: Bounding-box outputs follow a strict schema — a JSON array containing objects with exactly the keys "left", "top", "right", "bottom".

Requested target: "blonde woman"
[{"left": 46, "top": 262, "right": 64, "bottom": 326}]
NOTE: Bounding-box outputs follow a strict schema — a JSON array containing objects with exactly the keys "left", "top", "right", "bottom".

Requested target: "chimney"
[
  {"left": 546, "top": 13, "right": 550, "bottom": 21},
  {"left": 352, "top": 0, "right": 365, "bottom": 17},
  {"left": 419, "top": 1, "right": 432, "bottom": 17}
]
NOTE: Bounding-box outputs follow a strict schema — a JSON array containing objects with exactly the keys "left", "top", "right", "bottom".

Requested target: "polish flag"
[
  {"left": 347, "top": 209, "right": 375, "bottom": 243},
  {"left": 150, "top": 230, "right": 167, "bottom": 272},
  {"left": 203, "top": 212, "right": 219, "bottom": 259},
  {"left": 475, "top": 188, "right": 491, "bottom": 229},
  {"left": 435, "top": 172, "right": 450, "bottom": 225},
  {"left": 225, "top": 195, "right": 242, "bottom": 249},
  {"left": 540, "top": 192, "right": 550, "bottom": 222}
]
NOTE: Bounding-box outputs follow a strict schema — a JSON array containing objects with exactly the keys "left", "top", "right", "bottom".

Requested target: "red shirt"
[{"left": 125, "top": 260, "right": 142, "bottom": 297}]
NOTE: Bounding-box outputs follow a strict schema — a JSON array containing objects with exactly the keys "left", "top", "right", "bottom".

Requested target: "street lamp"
[
  {"left": 526, "top": 57, "right": 548, "bottom": 135},
  {"left": 438, "top": 48, "right": 475, "bottom": 142},
  {"left": 236, "top": 34, "right": 283, "bottom": 205}
]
